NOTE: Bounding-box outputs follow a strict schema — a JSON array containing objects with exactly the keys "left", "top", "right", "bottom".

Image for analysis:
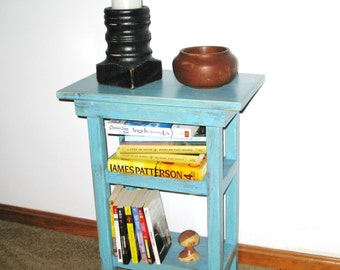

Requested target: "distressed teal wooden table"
[{"left": 57, "top": 70, "right": 264, "bottom": 270}]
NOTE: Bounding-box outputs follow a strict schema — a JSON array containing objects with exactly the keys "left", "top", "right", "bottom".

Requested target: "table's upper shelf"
[{"left": 57, "top": 71, "right": 264, "bottom": 112}]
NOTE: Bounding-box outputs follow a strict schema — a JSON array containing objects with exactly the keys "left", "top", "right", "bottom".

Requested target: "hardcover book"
[
  {"left": 108, "top": 153, "right": 207, "bottom": 181},
  {"left": 115, "top": 150, "right": 206, "bottom": 165},
  {"left": 118, "top": 140, "right": 206, "bottom": 154},
  {"left": 143, "top": 190, "right": 172, "bottom": 264},
  {"left": 105, "top": 119, "right": 199, "bottom": 139}
]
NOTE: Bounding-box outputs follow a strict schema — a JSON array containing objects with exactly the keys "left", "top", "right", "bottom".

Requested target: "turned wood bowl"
[{"left": 172, "top": 46, "right": 238, "bottom": 89}]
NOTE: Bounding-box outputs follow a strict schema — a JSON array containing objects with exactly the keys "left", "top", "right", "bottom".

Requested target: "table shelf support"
[{"left": 87, "top": 117, "right": 114, "bottom": 269}]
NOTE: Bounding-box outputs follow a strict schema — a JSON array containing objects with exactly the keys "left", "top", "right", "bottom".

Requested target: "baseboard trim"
[
  {"left": 238, "top": 244, "right": 340, "bottom": 270},
  {"left": 0, "top": 203, "right": 97, "bottom": 238},
  {"left": 1, "top": 203, "right": 339, "bottom": 269}
]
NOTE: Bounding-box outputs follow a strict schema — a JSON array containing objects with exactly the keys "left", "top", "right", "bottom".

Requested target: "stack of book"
[
  {"left": 109, "top": 185, "right": 172, "bottom": 265},
  {"left": 106, "top": 119, "right": 207, "bottom": 181}
]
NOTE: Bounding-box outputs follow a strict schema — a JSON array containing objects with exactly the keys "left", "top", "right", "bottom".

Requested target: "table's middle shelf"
[{"left": 105, "top": 158, "right": 238, "bottom": 196}]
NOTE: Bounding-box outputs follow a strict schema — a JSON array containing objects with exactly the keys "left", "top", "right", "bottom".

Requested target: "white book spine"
[
  {"left": 105, "top": 120, "right": 199, "bottom": 139},
  {"left": 113, "top": 208, "right": 123, "bottom": 263},
  {"left": 143, "top": 207, "right": 161, "bottom": 264}
]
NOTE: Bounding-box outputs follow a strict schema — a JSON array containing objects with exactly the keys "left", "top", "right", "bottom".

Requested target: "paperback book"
[
  {"left": 123, "top": 190, "right": 141, "bottom": 264},
  {"left": 117, "top": 192, "right": 132, "bottom": 264},
  {"left": 105, "top": 119, "right": 199, "bottom": 139},
  {"left": 138, "top": 204, "right": 155, "bottom": 264},
  {"left": 143, "top": 190, "right": 172, "bottom": 264},
  {"left": 112, "top": 188, "right": 128, "bottom": 263},
  {"left": 109, "top": 185, "right": 125, "bottom": 258},
  {"left": 131, "top": 189, "right": 149, "bottom": 263},
  {"left": 124, "top": 126, "right": 206, "bottom": 142}
]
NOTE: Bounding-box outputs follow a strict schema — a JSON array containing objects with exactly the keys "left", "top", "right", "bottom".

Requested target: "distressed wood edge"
[{"left": 1, "top": 203, "right": 340, "bottom": 269}]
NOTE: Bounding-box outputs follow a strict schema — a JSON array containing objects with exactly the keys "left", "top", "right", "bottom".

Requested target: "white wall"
[{"left": 1, "top": 0, "right": 339, "bottom": 258}]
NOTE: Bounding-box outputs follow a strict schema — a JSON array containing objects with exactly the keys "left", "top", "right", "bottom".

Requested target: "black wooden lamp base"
[
  {"left": 96, "top": 58, "right": 161, "bottom": 89},
  {"left": 96, "top": 6, "right": 162, "bottom": 89}
]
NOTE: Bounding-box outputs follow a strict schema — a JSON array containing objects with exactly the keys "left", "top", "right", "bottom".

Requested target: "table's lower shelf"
[{"left": 113, "top": 232, "right": 237, "bottom": 270}]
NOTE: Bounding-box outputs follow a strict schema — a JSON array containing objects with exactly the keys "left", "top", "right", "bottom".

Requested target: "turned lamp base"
[
  {"left": 97, "top": 58, "right": 161, "bottom": 89},
  {"left": 96, "top": 6, "right": 162, "bottom": 89}
]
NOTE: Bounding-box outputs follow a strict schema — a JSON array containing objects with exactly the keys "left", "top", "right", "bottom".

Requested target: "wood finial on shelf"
[{"left": 178, "top": 229, "right": 200, "bottom": 262}]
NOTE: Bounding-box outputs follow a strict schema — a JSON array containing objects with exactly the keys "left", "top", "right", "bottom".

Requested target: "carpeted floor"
[{"left": 0, "top": 219, "right": 272, "bottom": 270}]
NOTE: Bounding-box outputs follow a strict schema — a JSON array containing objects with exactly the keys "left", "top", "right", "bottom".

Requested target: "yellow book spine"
[
  {"left": 109, "top": 201, "right": 118, "bottom": 257},
  {"left": 115, "top": 150, "right": 205, "bottom": 165},
  {"left": 109, "top": 201, "right": 115, "bottom": 237},
  {"left": 108, "top": 153, "right": 207, "bottom": 181},
  {"left": 119, "top": 141, "right": 206, "bottom": 154},
  {"left": 124, "top": 205, "right": 140, "bottom": 264}
]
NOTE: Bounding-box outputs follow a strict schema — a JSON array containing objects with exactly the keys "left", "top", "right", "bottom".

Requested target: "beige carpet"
[{"left": 0, "top": 219, "right": 272, "bottom": 270}]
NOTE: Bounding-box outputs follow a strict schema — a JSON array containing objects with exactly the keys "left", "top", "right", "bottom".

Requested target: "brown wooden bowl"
[{"left": 172, "top": 46, "right": 238, "bottom": 89}]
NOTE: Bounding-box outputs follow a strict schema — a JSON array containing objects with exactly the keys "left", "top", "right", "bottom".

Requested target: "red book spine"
[{"left": 138, "top": 207, "right": 155, "bottom": 264}]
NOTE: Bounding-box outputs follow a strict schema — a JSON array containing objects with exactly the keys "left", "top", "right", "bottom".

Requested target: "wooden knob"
[{"left": 178, "top": 230, "right": 200, "bottom": 262}]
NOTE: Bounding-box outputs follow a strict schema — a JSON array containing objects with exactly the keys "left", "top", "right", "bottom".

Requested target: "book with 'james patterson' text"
[{"left": 108, "top": 153, "right": 207, "bottom": 181}]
